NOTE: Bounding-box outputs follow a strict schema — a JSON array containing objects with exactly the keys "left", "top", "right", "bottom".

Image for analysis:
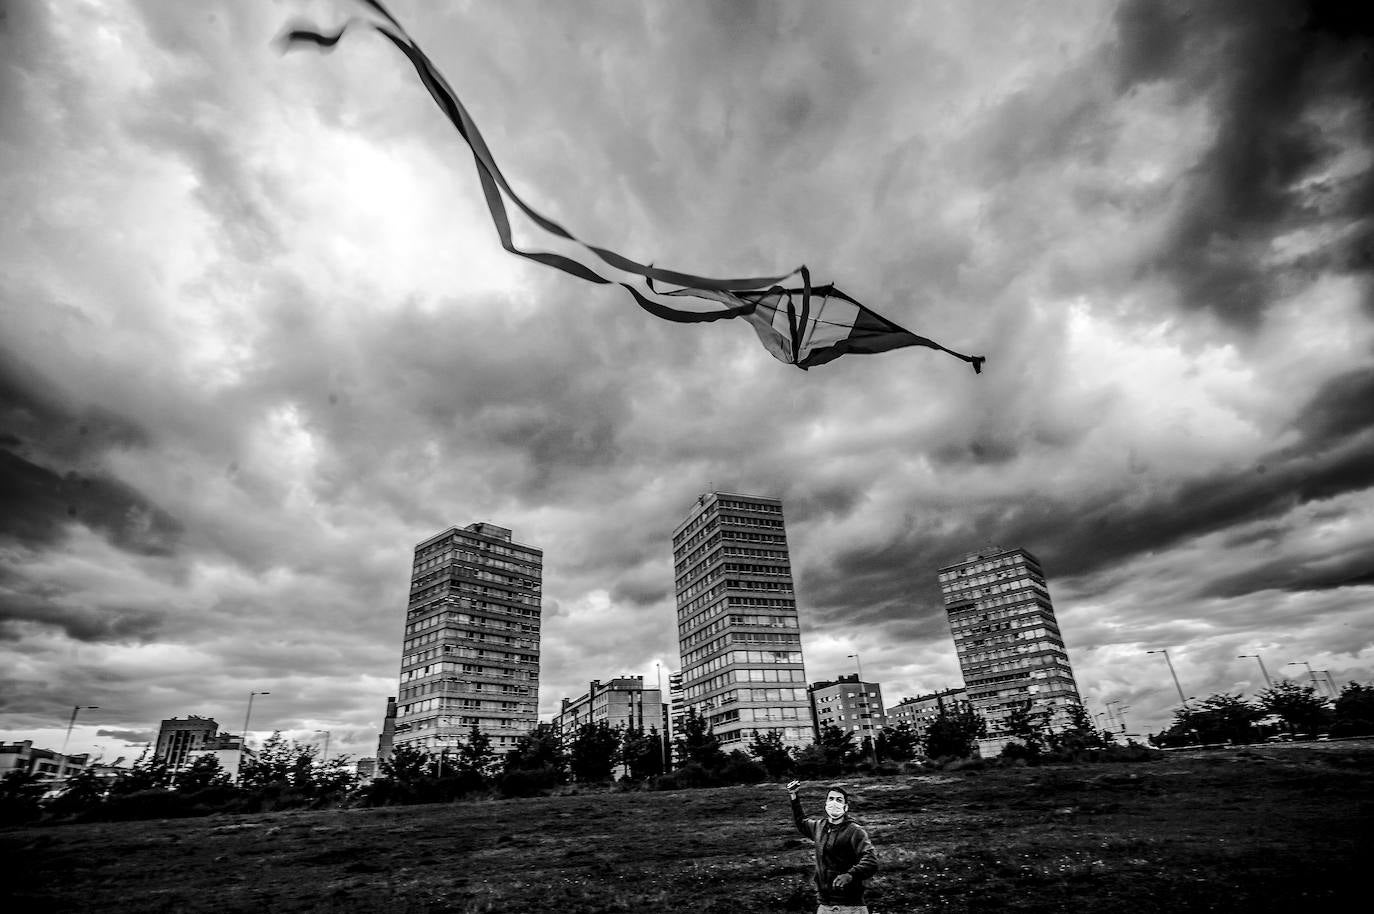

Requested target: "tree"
[
  {"left": 1258, "top": 682, "right": 1333, "bottom": 736},
  {"left": 1193, "top": 693, "right": 1262, "bottom": 743},
  {"left": 674, "top": 708, "right": 725, "bottom": 771},
  {"left": 312, "top": 755, "right": 360, "bottom": 800},
  {"left": 238, "top": 732, "right": 318, "bottom": 793},
  {"left": 794, "top": 725, "right": 859, "bottom": 777},
  {"left": 453, "top": 725, "right": 496, "bottom": 779},
  {"left": 569, "top": 721, "right": 621, "bottom": 783},
  {"left": 503, "top": 723, "right": 567, "bottom": 775},
  {"left": 382, "top": 743, "right": 430, "bottom": 784},
  {"left": 876, "top": 724, "right": 919, "bottom": 763},
  {"left": 499, "top": 723, "right": 567, "bottom": 796},
  {"left": 0, "top": 770, "right": 45, "bottom": 824},
  {"left": 1047, "top": 704, "right": 1113, "bottom": 755},
  {"left": 1332, "top": 681, "right": 1374, "bottom": 736},
  {"left": 107, "top": 751, "right": 172, "bottom": 796},
  {"left": 173, "top": 754, "right": 233, "bottom": 793},
  {"left": 923, "top": 703, "right": 986, "bottom": 759},
  {"left": 747, "top": 730, "right": 794, "bottom": 779},
  {"left": 1003, "top": 701, "right": 1048, "bottom": 757},
  {"left": 621, "top": 726, "right": 666, "bottom": 780}
]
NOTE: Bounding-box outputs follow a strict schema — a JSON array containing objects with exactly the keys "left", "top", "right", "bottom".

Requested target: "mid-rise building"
[
  {"left": 394, "top": 523, "right": 542, "bottom": 757},
  {"left": 937, "top": 546, "right": 1083, "bottom": 755},
  {"left": 809, "top": 674, "right": 887, "bottom": 746},
  {"left": 886, "top": 687, "right": 970, "bottom": 740},
  {"left": 375, "top": 696, "right": 399, "bottom": 767},
  {"left": 672, "top": 492, "right": 811, "bottom": 751},
  {"left": 556, "top": 676, "right": 666, "bottom": 739},
  {"left": 153, "top": 717, "right": 242, "bottom": 768}
]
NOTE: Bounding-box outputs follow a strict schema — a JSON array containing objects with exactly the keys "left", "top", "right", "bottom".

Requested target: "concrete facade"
[
  {"left": 672, "top": 493, "right": 811, "bottom": 751},
  {"left": 886, "top": 687, "right": 971, "bottom": 741},
  {"left": 808, "top": 674, "right": 887, "bottom": 747},
  {"left": 154, "top": 717, "right": 242, "bottom": 769},
  {"left": 395, "top": 523, "right": 542, "bottom": 757},
  {"left": 556, "top": 676, "right": 667, "bottom": 739},
  {"left": 938, "top": 546, "right": 1083, "bottom": 755}
]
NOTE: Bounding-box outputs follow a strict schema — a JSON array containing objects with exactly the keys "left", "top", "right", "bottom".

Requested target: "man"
[{"left": 787, "top": 779, "right": 879, "bottom": 914}]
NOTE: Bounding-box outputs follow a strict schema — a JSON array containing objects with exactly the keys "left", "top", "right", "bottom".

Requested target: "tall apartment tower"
[
  {"left": 937, "top": 546, "right": 1082, "bottom": 754},
  {"left": 672, "top": 492, "right": 811, "bottom": 751},
  {"left": 394, "top": 523, "right": 542, "bottom": 757}
]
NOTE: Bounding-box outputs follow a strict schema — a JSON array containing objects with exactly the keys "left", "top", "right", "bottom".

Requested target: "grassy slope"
[{"left": 4, "top": 743, "right": 1371, "bottom": 913}]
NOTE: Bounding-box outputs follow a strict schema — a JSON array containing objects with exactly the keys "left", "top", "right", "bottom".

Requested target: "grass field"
[{"left": 4, "top": 742, "right": 1370, "bottom": 913}]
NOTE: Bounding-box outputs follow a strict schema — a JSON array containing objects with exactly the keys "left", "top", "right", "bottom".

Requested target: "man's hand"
[
  {"left": 786, "top": 779, "right": 801, "bottom": 800},
  {"left": 832, "top": 873, "right": 853, "bottom": 889}
]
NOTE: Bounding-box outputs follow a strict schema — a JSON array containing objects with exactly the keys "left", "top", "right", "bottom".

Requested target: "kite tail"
[{"left": 278, "top": 1, "right": 985, "bottom": 374}]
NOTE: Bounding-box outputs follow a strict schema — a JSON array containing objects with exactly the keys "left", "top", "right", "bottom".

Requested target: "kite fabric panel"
[{"left": 281, "top": 0, "right": 985, "bottom": 374}]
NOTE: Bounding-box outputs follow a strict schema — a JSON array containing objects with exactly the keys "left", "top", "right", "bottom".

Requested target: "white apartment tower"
[
  {"left": 672, "top": 493, "right": 811, "bottom": 751},
  {"left": 937, "top": 545, "right": 1082, "bottom": 754},
  {"left": 394, "top": 523, "right": 542, "bottom": 757}
]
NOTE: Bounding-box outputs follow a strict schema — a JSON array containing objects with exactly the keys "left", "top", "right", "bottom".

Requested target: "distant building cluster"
[
  {"left": 369, "top": 492, "right": 1084, "bottom": 771},
  {"left": 19, "top": 494, "right": 1086, "bottom": 783}
]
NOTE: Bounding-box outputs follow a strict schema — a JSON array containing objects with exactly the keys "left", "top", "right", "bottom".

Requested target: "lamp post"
[
  {"left": 1238, "top": 654, "right": 1272, "bottom": 688},
  {"left": 656, "top": 662, "right": 667, "bottom": 773},
  {"left": 239, "top": 690, "right": 270, "bottom": 777},
  {"left": 62, "top": 705, "right": 99, "bottom": 755},
  {"left": 847, "top": 653, "right": 880, "bottom": 767},
  {"left": 1285, "top": 661, "right": 1320, "bottom": 692},
  {"left": 1313, "top": 670, "right": 1339, "bottom": 699},
  {"left": 1146, "top": 649, "right": 1188, "bottom": 706},
  {"left": 314, "top": 730, "right": 331, "bottom": 765}
]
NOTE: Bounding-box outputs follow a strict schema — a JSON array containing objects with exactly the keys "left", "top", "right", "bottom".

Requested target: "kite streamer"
[{"left": 282, "top": 0, "right": 984, "bottom": 373}]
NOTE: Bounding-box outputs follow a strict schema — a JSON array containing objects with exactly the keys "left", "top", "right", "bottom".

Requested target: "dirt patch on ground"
[{"left": 4, "top": 744, "right": 1371, "bottom": 913}]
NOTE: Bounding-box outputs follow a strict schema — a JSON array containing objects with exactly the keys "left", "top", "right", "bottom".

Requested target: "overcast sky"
[{"left": 3, "top": 0, "right": 1372, "bottom": 764}]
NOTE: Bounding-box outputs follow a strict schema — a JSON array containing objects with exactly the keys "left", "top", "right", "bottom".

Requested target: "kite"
[{"left": 281, "top": 0, "right": 984, "bottom": 373}]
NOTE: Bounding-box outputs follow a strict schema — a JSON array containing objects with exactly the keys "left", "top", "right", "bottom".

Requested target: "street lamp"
[
  {"left": 1238, "top": 654, "right": 1272, "bottom": 687},
  {"left": 847, "top": 653, "right": 880, "bottom": 767},
  {"left": 1285, "top": 661, "right": 1320, "bottom": 692},
  {"left": 239, "top": 690, "right": 270, "bottom": 775},
  {"left": 62, "top": 705, "right": 99, "bottom": 755},
  {"left": 1146, "top": 649, "right": 1188, "bottom": 706},
  {"left": 656, "top": 662, "right": 667, "bottom": 773}
]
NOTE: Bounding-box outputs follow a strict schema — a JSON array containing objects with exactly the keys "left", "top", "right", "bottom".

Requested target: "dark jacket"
[{"left": 791, "top": 797, "right": 879, "bottom": 905}]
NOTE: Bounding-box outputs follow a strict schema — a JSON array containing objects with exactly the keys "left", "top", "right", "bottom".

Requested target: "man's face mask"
[{"left": 825, "top": 796, "right": 846, "bottom": 817}]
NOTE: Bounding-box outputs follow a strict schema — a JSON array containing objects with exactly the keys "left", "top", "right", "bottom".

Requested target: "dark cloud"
[
  {"left": 0, "top": 349, "right": 180, "bottom": 556},
  {"left": 1115, "top": 0, "right": 1374, "bottom": 328},
  {"left": 3, "top": 0, "right": 1372, "bottom": 755},
  {"left": 0, "top": 576, "right": 165, "bottom": 644},
  {"left": 96, "top": 728, "right": 156, "bottom": 744},
  {"left": 1293, "top": 365, "right": 1374, "bottom": 444}
]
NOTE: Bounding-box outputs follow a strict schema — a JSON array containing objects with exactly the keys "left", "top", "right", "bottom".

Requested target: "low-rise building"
[
  {"left": 0, "top": 741, "right": 90, "bottom": 781},
  {"left": 557, "top": 676, "right": 666, "bottom": 738},
  {"left": 886, "top": 687, "right": 971, "bottom": 741}
]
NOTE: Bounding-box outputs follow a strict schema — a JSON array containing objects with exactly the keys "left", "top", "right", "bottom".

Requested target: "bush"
[
  {"left": 999, "top": 741, "right": 1043, "bottom": 764},
  {"left": 498, "top": 764, "right": 565, "bottom": 798},
  {"left": 98, "top": 788, "right": 197, "bottom": 821},
  {"left": 650, "top": 763, "right": 716, "bottom": 791},
  {"left": 792, "top": 744, "right": 843, "bottom": 779},
  {"left": 719, "top": 751, "right": 767, "bottom": 785}
]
